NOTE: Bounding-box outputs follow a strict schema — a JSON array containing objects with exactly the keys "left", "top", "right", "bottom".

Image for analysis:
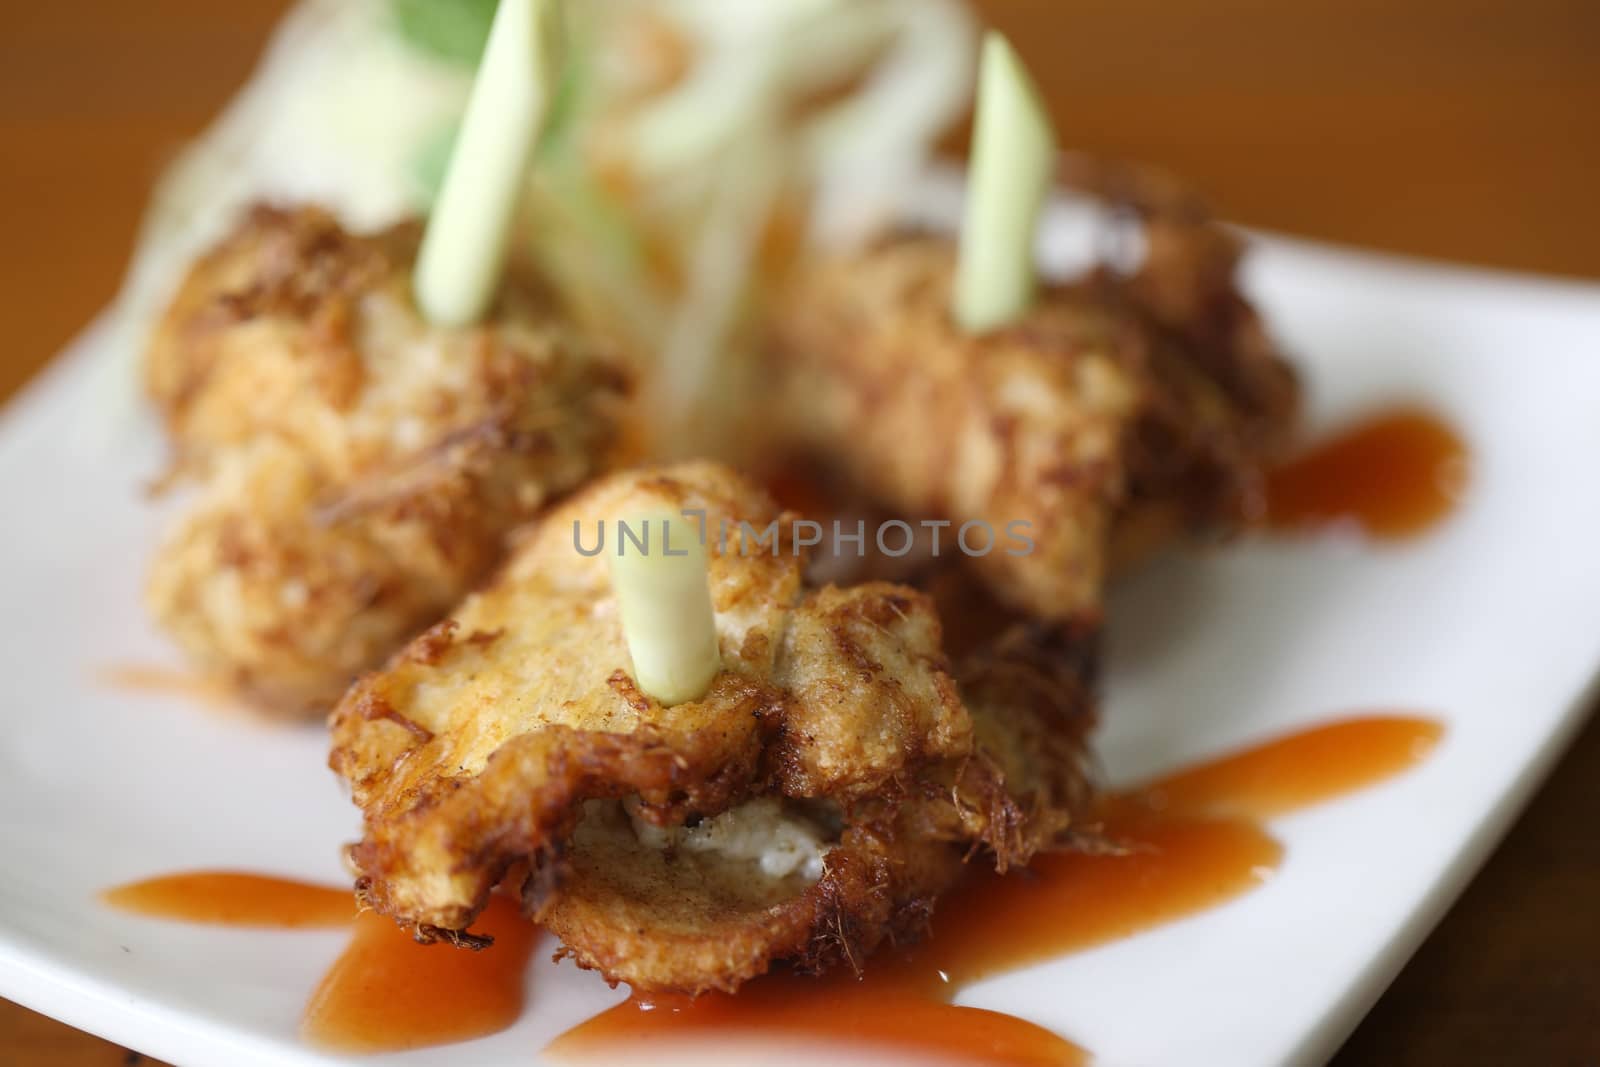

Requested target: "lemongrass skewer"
[
  {"left": 414, "top": 0, "right": 564, "bottom": 327},
  {"left": 953, "top": 32, "right": 1058, "bottom": 334},
  {"left": 607, "top": 511, "right": 721, "bottom": 705}
]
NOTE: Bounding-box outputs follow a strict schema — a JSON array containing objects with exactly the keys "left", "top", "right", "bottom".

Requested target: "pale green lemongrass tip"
[
  {"left": 953, "top": 31, "right": 1058, "bottom": 334},
  {"left": 414, "top": 0, "right": 564, "bottom": 328},
  {"left": 606, "top": 511, "right": 721, "bottom": 706}
]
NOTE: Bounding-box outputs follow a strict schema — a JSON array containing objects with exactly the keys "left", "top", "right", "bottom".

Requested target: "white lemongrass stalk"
[
  {"left": 953, "top": 32, "right": 1058, "bottom": 334},
  {"left": 414, "top": 0, "right": 563, "bottom": 327},
  {"left": 607, "top": 511, "right": 721, "bottom": 705}
]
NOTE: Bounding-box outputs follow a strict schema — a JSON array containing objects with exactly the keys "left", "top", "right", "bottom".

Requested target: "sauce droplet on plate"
[
  {"left": 303, "top": 895, "right": 537, "bottom": 1053},
  {"left": 96, "top": 664, "right": 237, "bottom": 710},
  {"left": 548, "top": 715, "right": 1442, "bottom": 1065},
  {"left": 1266, "top": 408, "right": 1468, "bottom": 540}
]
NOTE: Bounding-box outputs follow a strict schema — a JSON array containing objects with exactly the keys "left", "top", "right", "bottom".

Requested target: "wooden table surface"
[{"left": 1, "top": 1, "right": 1595, "bottom": 1064}]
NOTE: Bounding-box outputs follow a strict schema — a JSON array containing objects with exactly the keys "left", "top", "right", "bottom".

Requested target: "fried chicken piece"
[
  {"left": 768, "top": 181, "right": 1297, "bottom": 624},
  {"left": 329, "top": 462, "right": 1093, "bottom": 994},
  {"left": 144, "top": 205, "right": 628, "bottom": 715}
]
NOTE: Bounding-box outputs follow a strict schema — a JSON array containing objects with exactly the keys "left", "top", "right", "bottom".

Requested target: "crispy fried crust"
[
  {"left": 768, "top": 193, "right": 1297, "bottom": 623},
  {"left": 539, "top": 619, "right": 1097, "bottom": 994},
  {"left": 541, "top": 803, "right": 966, "bottom": 994},
  {"left": 144, "top": 205, "right": 628, "bottom": 715},
  {"left": 329, "top": 462, "right": 1094, "bottom": 994}
]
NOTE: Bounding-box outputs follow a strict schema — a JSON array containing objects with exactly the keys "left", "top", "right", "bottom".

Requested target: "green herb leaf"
[{"left": 390, "top": 0, "right": 500, "bottom": 65}]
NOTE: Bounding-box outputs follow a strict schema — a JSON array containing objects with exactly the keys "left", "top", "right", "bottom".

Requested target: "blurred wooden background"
[{"left": 0, "top": 0, "right": 1595, "bottom": 1064}]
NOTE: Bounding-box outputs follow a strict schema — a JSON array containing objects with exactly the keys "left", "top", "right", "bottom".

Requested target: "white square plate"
[
  {"left": 5, "top": 188, "right": 1599, "bottom": 1067},
  {"left": 5, "top": 11, "right": 1600, "bottom": 1067}
]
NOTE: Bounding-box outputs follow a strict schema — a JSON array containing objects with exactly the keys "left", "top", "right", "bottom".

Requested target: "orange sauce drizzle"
[
  {"left": 1266, "top": 408, "right": 1468, "bottom": 540},
  {"left": 548, "top": 716, "right": 1442, "bottom": 1065},
  {"left": 103, "top": 718, "right": 1440, "bottom": 1062}
]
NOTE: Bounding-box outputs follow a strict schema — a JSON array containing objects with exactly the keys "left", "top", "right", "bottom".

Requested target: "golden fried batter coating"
[
  {"left": 329, "top": 462, "right": 1092, "bottom": 994},
  {"left": 768, "top": 205, "right": 1297, "bottom": 624},
  {"left": 145, "top": 205, "right": 627, "bottom": 715}
]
